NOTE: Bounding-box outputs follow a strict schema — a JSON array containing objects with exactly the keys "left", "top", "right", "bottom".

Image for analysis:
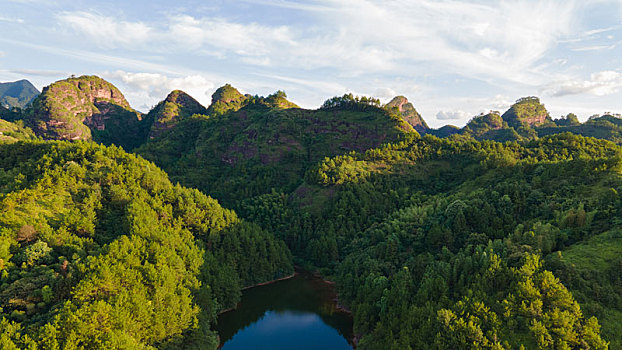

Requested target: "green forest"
[{"left": 1, "top": 75, "right": 621, "bottom": 349}]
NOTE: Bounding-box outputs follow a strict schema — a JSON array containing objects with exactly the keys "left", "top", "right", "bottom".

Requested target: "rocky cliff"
[
  {"left": 26, "top": 75, "right": 145, "bottom": 149},
  {"left": 386, "top": 96, "right": 428, "bottom": 133}
]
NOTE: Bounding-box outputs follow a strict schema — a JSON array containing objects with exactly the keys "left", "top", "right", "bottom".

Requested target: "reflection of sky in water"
[{"left": 221, "top": 311, "right": 352, "bottom": 350}]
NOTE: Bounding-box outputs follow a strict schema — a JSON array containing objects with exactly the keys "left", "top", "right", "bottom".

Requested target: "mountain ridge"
[{"left": 0, "top": 79, "right": 39, "bottom": 110}]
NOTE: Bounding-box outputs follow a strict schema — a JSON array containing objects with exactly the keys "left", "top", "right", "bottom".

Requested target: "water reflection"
[{"left": 216, "top": 271, "right": 354, "bottom": 349}]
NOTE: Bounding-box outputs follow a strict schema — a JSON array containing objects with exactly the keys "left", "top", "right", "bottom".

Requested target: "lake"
[{"left": 216, "top": 271, "right": 354, "bottom": 350}]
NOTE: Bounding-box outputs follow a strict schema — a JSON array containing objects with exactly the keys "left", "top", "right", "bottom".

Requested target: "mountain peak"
[
  {"left": 386, "top": 95, "right": 428, "bottom": 133},
  {"left": 0, "top": 79, "right": 40, "bottom": 109},
  {"left": 207, "top": 84, "right": 247, "bottom": 115},
  {"left": 147, "top": 90, "right": 207, "bottom": 139},
  {"left": 26, "top": 75, "right": 143, "bottom": 148},
  {"left": 212, "top": 84, "right": 243, "bottom": 102},
  {"left": 501, "top": 96, "right": 549, "bottom": 128},
  {"left": 62, "top": 75, "right": 131, "bottom": 108}
]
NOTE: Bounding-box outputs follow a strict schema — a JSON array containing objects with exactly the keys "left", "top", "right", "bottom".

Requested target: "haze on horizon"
[{"left": 0, "top": 0, "right": 621, "bottom": 128}]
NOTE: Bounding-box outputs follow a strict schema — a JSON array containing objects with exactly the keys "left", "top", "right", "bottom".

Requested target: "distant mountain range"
[
  {"left": 0, "top": 75, "right": 621, "bottom": 155},
  {"left": 3, "top": 74, "right": 622, "bottom": 185},
  {"left": 0, "top": 79, "right": 39, "bottom": 110}
]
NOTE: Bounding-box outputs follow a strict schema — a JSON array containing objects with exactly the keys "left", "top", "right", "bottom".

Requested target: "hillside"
[
  {"left": 538, "top": 114, "right": 622, "bottom": 144},
  {"left": 0, "top": 105, "right": 18, "bottom": 121},
  {"left": 0, "top": 141, "right": 292, "bottom": 349},
  {"left": 137, "top": 90, "right": 414, "bottom": 207},
  {"left": 0, "top": 118, "right": 35, "bottom": 143},
  {"left": 422, "top": 97, "right": 622, "bottom": 146},
  {"left": 24, "top": 76, "right": 146, "bottom": 150},
  {"left": 0, "top": 80, "right": 39, "bottom": 110},
  {"left": 239, "top": 133, "right": 616, "bottom": 347}
]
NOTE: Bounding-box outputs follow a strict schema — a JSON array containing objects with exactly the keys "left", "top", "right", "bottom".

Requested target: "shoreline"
[
  {"left": 217, "top": 271, "right": 298, "bottom": 315},
  {"left": 216, "top": 267, "right": 359, "bottom": 348},
  {"left": 241, "top": 271, "right": 298, "bottom": 291},
  {"left": 310, "top": 270, "right": 352, "bottom": 314},
  {"left": 310, "top": 270, "right": 359, "bottom": 347}
]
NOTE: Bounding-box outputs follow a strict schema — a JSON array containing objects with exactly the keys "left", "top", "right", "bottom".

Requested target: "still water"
[{"left": 216, "top": 271, "right": 354, "bottom": 350}]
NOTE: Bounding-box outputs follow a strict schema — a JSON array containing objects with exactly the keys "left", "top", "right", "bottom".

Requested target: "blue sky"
[{"left": 0, "top": 0, "right": 621, "bottom": 127}]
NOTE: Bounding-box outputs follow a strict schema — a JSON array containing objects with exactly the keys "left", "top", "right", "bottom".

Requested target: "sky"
[{"left": 0, "top": 0, "right": 621, "bottom": 127}]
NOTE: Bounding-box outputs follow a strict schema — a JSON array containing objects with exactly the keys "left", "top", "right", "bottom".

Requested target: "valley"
[{"left": 0, "top": 75, "right": 620, "bottom": 349}]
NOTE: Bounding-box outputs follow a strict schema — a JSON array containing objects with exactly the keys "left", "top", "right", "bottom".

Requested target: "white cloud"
[
  {"left": 54, "top": 1, "right": 578, "bottom": 84},
  {"left": 103, "top": 71, "right": 216, "bottom": 110},
  {"left": 168, "top": 15, "right": 294, "bottom": 57},
  {"left": 57, "top": 11, "right": 152, "bottom": 49},
  {"left": 571, "top": 44, "right": 616, "bottom": 51},
  {"left": 541, "top": 70, "right": 622, "bottom": 97},
  {"left": 240, "top": 0, "right": 577, "bottom": 83},
  {"left": 373, "top": 87, "right": 397, "bottom": 100},
  {"left": 11, "top": 69, "right": 68, "bottom": 77},
  {"left": 436, "top": 110, "right": 471, "bottom": 120},
  {"left": 0, "top": 16, "right": 24, "bottom": 23}
]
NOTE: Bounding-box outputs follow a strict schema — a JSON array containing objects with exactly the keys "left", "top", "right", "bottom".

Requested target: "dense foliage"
[
  {"left": 240, "top": 133, "right": 620, "bottom": 348},
  {"left": 205, "top": 84, "right": 248, "bottom": 116},
  {"left": 4, "top": 76, "right": 622, "bottom": 348},
  {"left": 143, "top": 90, "right": 208, "bottom": 140},
  {"left": 321, "top": 93, "right": 382, "bottom": 110},
  {"left": 538, "top": 115, "right": 622, "bottom": 145},
  {"left": 137, "top": 98, "right": 412, "bottom": 208},
  {"left": 501, "top": 96, "right": 550, "bottom": 128},
  {"left": 0, "top": 118, "right": 36, "bottom": 143},
  {"left": 0, "top": 141, "right": 292, "bottom": 349}
]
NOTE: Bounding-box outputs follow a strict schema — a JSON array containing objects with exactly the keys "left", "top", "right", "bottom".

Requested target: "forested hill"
[
  {"left": 0, "top": 80, "right": 39, "bottom": 110},
  {"left": 143, "top": 90, "right": 207, "bottom": 140},
  {"left": 0, "top": 141, "right": 292, "bottom": 349},
  {"left": 240, "top": 132, "right": 619, "bottom": 348},
  {"left": 8, "top": 74, "right": 622, "bottom": 151},
  {"left": 136, "top": 92, "right": 414, "bottom": 207}
]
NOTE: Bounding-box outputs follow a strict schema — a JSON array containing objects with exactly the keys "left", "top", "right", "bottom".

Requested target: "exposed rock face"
[
  {"left": 501, "top": 97, "right": 549, "bottom": 128},
  {"left": 26, "top": 76, "right": 143, "bottom": 148},
  {"left": 147, "top": 90, "right": 207, "bottom": 139},
  {"left": 386, "top": 96, "right": 428, "bottom": 133},
  {"left": 206, "top": 84, "right": 248, "bottom": 115}
]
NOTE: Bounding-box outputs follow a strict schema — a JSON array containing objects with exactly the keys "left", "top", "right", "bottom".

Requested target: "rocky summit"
[
  {"left": 25, "top": 75, "right": 145, "bottom": 149},
  {"left": 385, "top": 95, "right": 428, "bottom": 133}
]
